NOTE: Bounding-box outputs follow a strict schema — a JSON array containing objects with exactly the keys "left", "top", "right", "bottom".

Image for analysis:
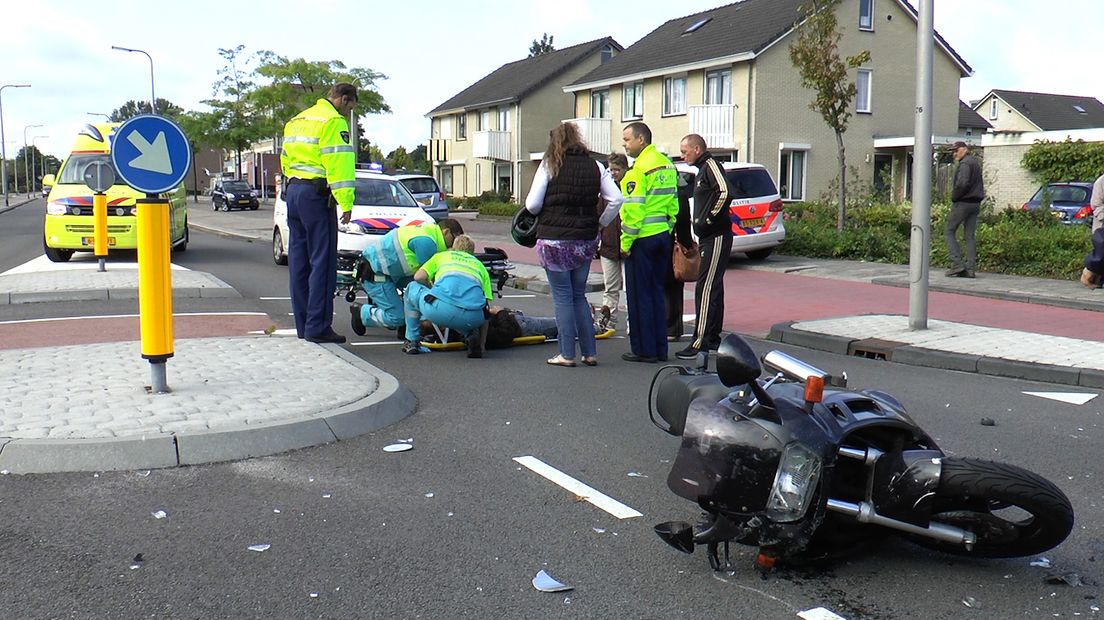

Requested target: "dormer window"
[
  {"left": 600, "top": 45, "right": 613, "bottom": 65},
  {"left": 683, "top": 17, "right": 711, "bottom": 35}
]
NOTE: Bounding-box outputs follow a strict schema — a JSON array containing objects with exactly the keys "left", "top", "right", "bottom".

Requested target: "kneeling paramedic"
[
  {"left": 402, "top": 235, "right": 492, "bottom": 357},
  {"left": 350, "top": 219, "right": 464, "bottom": 337}
]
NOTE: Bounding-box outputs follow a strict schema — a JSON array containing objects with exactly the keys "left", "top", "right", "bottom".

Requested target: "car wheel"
[
  {"left": 43, "top": 237, "right": 73, "bottom": 263},
  {"left": 175, "top": 221, "right": 189, "bottom": 253},
  {"left": 744, "top": 248, "right": 773, "bottom": 261},
  {"left": 251, "top": 205, "right": 259, "bottom": 210},
  {"left": 273, "top": 228, "right": 288, "bottom": 265}
]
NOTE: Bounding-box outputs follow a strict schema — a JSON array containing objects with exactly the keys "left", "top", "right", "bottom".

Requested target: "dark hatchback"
[
  {"left": 1022, "top": 182, "right": 1094, "bottom": 225},
  {"left": 212, "top": 179, "right": 259, "bottom": 211}
]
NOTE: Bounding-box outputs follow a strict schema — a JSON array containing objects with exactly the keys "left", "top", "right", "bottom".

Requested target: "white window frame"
[
  {"left": 439, "top": 117, "right": 452, "bottom": 139},
  {"left": 663, "top": 76, "right": 687, "bottom": 116},
  {"left": 989, "top": 99, "right": 998, "bottom": 120},
  {"left": 591, "top": 90, "right": 610, "bottom": 119},
  {"left": 600, "top": 45, "right": 613, "bottom": 65},
  {"left": 856, "top": 69, "right": 872, "bottom": 114},
  {"left": 859, "top": 0, "right": 874, "bottom": 31},
  {"left": 622, "top": 82, "right": 644, "bottom": 120},
  {"left": 456, "top": 113, "right": 466, "bottom": 140},
  {"left": 498, "top": 106, "right": 511, "bottom": 131},
  {"left": 440, "top": 166, "right": 453, "bottom": 194},
  {"left": 705, "top": 69, "right": 732, "bottom": 105},
  {"left": 480, "top": 110, "right": 490, "bottom": 131},
  {"left": 475, "top": 163, "right": 481, "bottom": 195},
  {"left": 778, "top": 143, "right": 810, "bottom": 202}
]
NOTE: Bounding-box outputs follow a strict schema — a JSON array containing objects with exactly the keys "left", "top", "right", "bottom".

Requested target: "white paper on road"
[
  {"left": 513, "top": 455, "right": 643, "bottom": 519},
  {"left": 798, "top": 607, "right": 848, "bottom": 620},
  {"left": 1022, "top": 391, "right": 1098, "bottom": 405}
]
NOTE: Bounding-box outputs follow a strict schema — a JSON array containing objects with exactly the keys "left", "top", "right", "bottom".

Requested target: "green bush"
[
  {"left": 477, "top": 201, "right": 520, "bottom": 217},
  {"left": 782, "top": 200, "right": 1092, "bottom": 279}
]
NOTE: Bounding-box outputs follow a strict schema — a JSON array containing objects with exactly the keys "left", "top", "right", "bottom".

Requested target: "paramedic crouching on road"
[
  {"left": 281, "top": 83, "right": 359, "bottom": 344},
  {"left": 402, "top": 235, "right": 493, "bottom": 358}
]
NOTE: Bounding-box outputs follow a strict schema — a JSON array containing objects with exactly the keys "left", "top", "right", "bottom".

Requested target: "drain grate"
[{"left": 848, "top": 338, "right": 903, "bottom": 360}]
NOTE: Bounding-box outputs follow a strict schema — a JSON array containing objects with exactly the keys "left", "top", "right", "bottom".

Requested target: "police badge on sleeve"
[
  {"left": 341, "top": 131, "right": 350, "bottom": 143},
  {"left": 626, "top": 181, "right": 636, "bottom": 193}
]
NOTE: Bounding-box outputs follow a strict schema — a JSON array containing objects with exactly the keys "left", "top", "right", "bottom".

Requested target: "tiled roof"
[
  {"left": 428, "top": 37, "right": 621, "bottom": 115},
  {"left": 987, "top": 89, "right": 1104, "bottom": 131},
  {"left": 959, "top": 100, "right": 992, "bottom": 130}
]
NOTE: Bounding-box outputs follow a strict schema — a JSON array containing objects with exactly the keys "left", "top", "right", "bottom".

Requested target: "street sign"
[
  {"left": 83, "top": 160, "right": 115, "bottom": 193},
  {"left": 110, "top": 114, "right": 191, "bottom": 194}
]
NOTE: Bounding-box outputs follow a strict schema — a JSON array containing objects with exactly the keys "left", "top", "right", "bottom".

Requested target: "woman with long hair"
[{"left": 524, "top": 122, "right": 623, "bottom": 366}]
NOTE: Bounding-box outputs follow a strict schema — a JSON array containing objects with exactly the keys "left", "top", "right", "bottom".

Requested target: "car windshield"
[
  {"left": 355, "top": 178, "right": 419, "bottom": 207},
  {"left": 400, "top": 177, "right": 439, "bottom": 194},
  {"left": 223, "top": 181, "right": 251, "bottom": 192},
  {"left": 725, "top": 169, "right": 778, "bottom": 199},
  {"left": 57, "top": 154, "right": 121, "bottom": 185},
  {"left": 1035, "top": 185, "right": 1090, "bottom": 203}
]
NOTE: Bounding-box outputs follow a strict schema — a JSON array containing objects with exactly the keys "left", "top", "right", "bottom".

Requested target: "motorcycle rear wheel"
[{"left": 907, "top": 457, "right": 1073, "bottom": 558}]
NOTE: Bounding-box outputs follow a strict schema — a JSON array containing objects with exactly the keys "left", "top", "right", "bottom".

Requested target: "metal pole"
[
  {"left": 111, "top": 46, "right": 155, "bottom": 114},
  {"left": 23, "top": 124, "right": 42, "bottom": 196},
  {"left": 0, "top": 84, "right": 32, "bottom": 207},
  {"left": 908, "top": 0, "right": 934, "bottom": 330},
  {"left": 32, "top": 136, "right": 49, "bottom": 198}
]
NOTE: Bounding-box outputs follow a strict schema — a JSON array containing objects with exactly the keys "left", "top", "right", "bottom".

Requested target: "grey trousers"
[{"left": 945, "top": 201, "right": 981, "bottom": 270}]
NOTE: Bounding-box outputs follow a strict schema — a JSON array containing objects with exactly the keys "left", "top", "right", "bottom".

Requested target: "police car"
[
  {"left": 676, "top": 161, "right": 785, "bottom": 260},
  {"left": 272, "top": 170, "right": 435, "bottom": 265}
]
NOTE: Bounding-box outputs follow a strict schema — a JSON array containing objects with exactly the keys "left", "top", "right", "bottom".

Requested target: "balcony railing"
[
  {"left": 689, "top": 104, "right": 736, "bottom": 150},
  {"left": 565, "top": 118, "right": 612, "bottom": 154},
  {"left": 472, "top": 131, "right": 511, "bottom": 161}
]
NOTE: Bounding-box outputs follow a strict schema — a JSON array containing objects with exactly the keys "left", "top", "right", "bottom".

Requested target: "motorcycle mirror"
[
  {"left": 654, "top": 521, "right": 695, "bottom": 554},
  {"left": 715, "top": 334, "right": 762, "bottom": 387}
]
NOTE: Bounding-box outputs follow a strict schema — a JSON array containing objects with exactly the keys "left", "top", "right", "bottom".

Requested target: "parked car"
[
  {"left": 272, "top": 170, "right": 434, "bottom": 265},
  {"left": 675, "top": 161, "right": 785, "bottom": 260},
  {"left": 1022, "top": 182, "right": 1094, "bottom": 225},
  {"left": 392, "top": 173, "right": 449, "bottom": 221},
  {"left": 212, "top": 179, "right": 259, "bottom": 211}
]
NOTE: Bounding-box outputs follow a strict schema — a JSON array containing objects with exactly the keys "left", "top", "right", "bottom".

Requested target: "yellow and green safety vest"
[
  {"left": 280, "top": 98, "right": 357, "bottom": 213},
  {"left": 423, "top": 250, "right": 494, "bottom": 303},
  {"left": 620, "top": 143, "right": 677, "bottom": 253}
]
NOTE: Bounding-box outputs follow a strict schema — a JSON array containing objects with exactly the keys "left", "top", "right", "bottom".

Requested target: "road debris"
[
  {"left": 533, "top": 569, "right": 573, "bottom": 593},
  {"left": 151, "top": 510, "right": 167, "bottom": 519},
  {"left": 248, "top": 544, "right": 271, "bottom": 552},
  {"left": 383, "top": 443, "right": 413, "bottom": 453},
  {"left": 129, "top": 553, "right": 144, "bottom": 570}
]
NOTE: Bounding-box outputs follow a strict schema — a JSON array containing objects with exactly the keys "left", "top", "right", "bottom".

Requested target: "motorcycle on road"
[{"left": 649, "top": 335, "right": 1075, "bottom": 569}]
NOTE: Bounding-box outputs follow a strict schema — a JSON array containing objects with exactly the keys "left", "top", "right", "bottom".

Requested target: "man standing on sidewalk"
[
  {"left": 1091, "top": 169, "right": 1104, "bottom": 233},
  {"left": 945, "top": 141, "right": 985, "bottom": 279},
  {"left": 620, "top": 122, "right": 678, "bottom": 363},
  {"left": 676, "top": 134, "right": 733, "bottom": 360},
  {"left": 281, "top": 83, "right": 359, "bottom": 343}
]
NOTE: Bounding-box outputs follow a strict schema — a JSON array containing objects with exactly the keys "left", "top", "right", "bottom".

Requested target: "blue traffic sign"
[{"left": 110, "top": 115, "right": 192, "bottom": 194}]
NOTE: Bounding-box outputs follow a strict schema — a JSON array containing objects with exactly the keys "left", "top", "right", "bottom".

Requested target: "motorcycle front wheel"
[{"left": 908, "top": 457, "right": 1074, "bottom": 558}]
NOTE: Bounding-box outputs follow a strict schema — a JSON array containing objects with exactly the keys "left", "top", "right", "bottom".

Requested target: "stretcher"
[{"left": 422, "top": 328, "right": 616, "bottom": 351}]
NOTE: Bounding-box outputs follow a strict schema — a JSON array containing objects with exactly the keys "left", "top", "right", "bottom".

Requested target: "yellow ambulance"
[{"left": 42, "top": 122, "right": 188, "bottom": 262}]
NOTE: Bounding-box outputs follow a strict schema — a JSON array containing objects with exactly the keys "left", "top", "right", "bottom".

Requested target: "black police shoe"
[
  {"left": 350, "top": 304, "right": 366, "bottom": 336},
  {"left": 306, "top": 330, "right": 346, "bottom": 344},
  {"left": 466, "top": 330, "right": 483, "bottom": 359}
]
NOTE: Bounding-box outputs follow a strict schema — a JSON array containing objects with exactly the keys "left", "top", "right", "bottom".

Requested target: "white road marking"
[
  {"left": 798, "top": 608, "right": 848, "bottom": 620},
  {"left": 2, "top": 254, "right": 190, "bottom": 276},
  {"left": 1023, "top": 391, "right": 1098, "bottom": 405},
  {"left": 513, "top": 455, "right": 642, "bottom": 520},
  {"left": 500, "top": 294, "right": 536, "bottom": 298},
  {"left": 0, "top": 311, "right": 267, "bottom": 326},
  {"left": 259, "top": 296, "right": 291, "bottom": 300},
  {"left": 682, "top": 313, "right": 696, "bottom": 321},
  {"left": 348, "top": 340, "right": 403, "bottom": 346},
  {"left": 246, "top": 328, "right": 298, "bottom": 336}
]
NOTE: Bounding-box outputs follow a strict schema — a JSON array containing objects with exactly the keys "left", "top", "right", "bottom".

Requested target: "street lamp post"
[
  {"left": 111, "top": 46, "right": 156, "bottom": 114},
  {"left": 32, "top": 135, "right": 49, "bottom": 198},
  {"left": 1, "top": 83, "right": 32, "bottom": 207},
  {"left": 87, "top": 112, "right": 111, "bottom": 120},
  {"left": 23, "top": 123, "right": 43, "bottom": 196}
]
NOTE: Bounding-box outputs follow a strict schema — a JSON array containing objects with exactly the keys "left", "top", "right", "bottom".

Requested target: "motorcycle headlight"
[{"left": 765, "top": 442, "right": 821, "bottom": 522}]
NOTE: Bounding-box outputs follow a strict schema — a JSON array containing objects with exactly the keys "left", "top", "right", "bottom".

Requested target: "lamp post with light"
[
  {"left": 111, "top": 46, "right": 156, "bottom": 114},
  {"left": 87, "top": 112, "right": 111, "bottom": 120},
  {"left": 23, "top": 123, "right": 43, "bottom": 196},
  {"left": 1, "top": 83, "right": 32, "bottom": 207}
]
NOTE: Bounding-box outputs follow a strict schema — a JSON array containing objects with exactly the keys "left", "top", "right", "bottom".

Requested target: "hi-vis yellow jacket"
[
  {"left": 280, "top": 98, "right": 357, "bottom": 213},
  {"left": 619, "top": 144, "right": 678, "bottom": 253}
]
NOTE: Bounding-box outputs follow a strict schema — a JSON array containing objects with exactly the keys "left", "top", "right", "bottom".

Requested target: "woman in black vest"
[{"left": 524, "top": 122, "right": 623, "bottom": 367}]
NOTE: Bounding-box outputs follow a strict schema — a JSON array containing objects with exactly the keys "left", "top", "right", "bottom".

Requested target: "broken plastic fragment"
[
  {"left": 979, "top": 417, "right": 995, "bottom": 426},
  {"left": 273, "top": 508, "right": 281, "bottom": 514},
  {"left": 962, "top": 596, "right": 980, "bottom": 608},
  {"left": 593, "top": 527, "right": 606, "bottom": 534},
  {"left": 425, "top": 492, "right": 434, "bottom": 498},
  {"left": 309, "top": 592, "right": 319, "bottom": 598},
  {"left": 248, "top": 544, "right": 271, "bottom": 552},
  {"left": 322, "top": 494, "right": 332, "bottom": 499},
  {"left": 129, "top": 553, "right": 144, "bottom": 570},
  {"left": 627, "top": 472, "right": 649, "bottom": 478},
  {"left": 137, "top": 470, "right": 151, "bottom": 477},
  {"left": 1030, "top": 557, "right": 1052, "bottom": 568},
  {"left": 1045, "top": 572, "right": 1086, "bottom": 587},
  {"left": 151, "top": 510, "right": 167, "bottom": 519},
  {"left": 383, "top": 443, "right": 413, "bottom": 453},
  {"left": 533, "top": 569, "right": 573, "bottom": 593}
]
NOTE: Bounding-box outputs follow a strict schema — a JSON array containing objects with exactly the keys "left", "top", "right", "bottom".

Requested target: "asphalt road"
[{"left": 1, "top": 203, "right": 1101, "bottom": 619}]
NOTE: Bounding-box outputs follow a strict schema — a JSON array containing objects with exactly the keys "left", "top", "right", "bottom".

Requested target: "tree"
[
  {"left": 366, "top": 144, "right": 385, "bottom": 164},
  {"left": 191, "top": 45, "right": 270, "bottom": 180},
  {"left": 386, "top": 146, "right": 413, "bottom": 171},
  {"left": 109, "top": 98, "right": 185, "bottom": 122},
  {"left": 408, "top": 144, "right": 431, "bottom": 173},
  {"left": 529, "top": 33, "right": 555, "bottom": 57},
  {"left": 789, "top": 0, "right": 870, "bottom": 231}
]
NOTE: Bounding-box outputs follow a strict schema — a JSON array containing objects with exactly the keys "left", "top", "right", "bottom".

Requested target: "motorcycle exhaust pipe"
[
  {"left": 762, "top": 350, "right": 829, "bottom": 383},
  {"left": 826, "top": 498, "right": 977, "bottom": 547}
]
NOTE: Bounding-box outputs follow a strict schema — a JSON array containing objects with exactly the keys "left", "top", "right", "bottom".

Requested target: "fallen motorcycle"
[{"left": 649, "top": 335, "right": 1074, "bottom": 569}]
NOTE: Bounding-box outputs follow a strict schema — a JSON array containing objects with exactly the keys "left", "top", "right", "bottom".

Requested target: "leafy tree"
[
  {"left": 529, "top": 33, "right": 555, "bottom": 57},
  {"left": 386, "top": 146, "right": 413, "bottom": 171},
  {"left": 408, "top": 144, "right": 430, "bottom": 173},
  {"left": 108, "top": 98, "right": 184, "bottom": 122},
  {"left": 366, "top": 144, "right": 385, "bottom": 164},
  {"left": 789, "top": 0, "right": 871, "bottom": 231},
  {"left": 190, "top": 45, "right": 270, "bottom": 180},
  {"left": 1021, "top": 139, "right": 1104, "bottom": 183}
]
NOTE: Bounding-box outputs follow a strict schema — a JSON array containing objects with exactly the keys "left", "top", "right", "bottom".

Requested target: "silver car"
[{"left": 393, "top": 173, "right": 449, "bottom": 221}]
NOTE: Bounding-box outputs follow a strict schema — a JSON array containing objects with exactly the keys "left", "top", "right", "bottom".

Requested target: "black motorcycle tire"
[{"left": 907, "top": 457, "right": 1074, "bottom": 558}]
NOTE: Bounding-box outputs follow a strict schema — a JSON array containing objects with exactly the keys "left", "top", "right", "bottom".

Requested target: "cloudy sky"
[{"left": 1, "top": 0, "right": 1100, "bottom": 160}]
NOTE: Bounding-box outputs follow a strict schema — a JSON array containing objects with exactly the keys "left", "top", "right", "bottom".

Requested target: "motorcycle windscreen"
[{"left": 666, "top": 396, "right": 785, "bottom": 513}]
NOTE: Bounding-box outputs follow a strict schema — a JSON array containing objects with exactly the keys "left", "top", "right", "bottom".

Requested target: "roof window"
[
  {"left": 1073, "top": 105, "right": 1087, "bottom": 114},
  {"left": 683, "top": 17, "right": 712, "bottom": 35}
]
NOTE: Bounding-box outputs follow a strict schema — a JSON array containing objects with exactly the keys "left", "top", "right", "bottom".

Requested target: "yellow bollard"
[
  {"left": 93, "top": 193, "right": 108, "bottom": 256},
  {"left": 136, "top": 197, "right": 174, "bottom": 373}
]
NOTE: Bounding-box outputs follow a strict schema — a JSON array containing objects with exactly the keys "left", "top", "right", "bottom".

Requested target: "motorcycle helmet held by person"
[{"left": 511, "top": 208, "right": 538, "bottom": 248}]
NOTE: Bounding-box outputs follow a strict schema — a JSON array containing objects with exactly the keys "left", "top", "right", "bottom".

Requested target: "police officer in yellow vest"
[
  {"left": 280, "top": 83, "right": 359, "bottom": 344},
  {"left": 620, "top": 122, "right": 679, "bottom": 362}
]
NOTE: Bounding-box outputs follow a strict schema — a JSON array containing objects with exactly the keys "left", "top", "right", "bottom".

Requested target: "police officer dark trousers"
[{"left": 286, "top": 181, "right": 339, "bottom": 340}]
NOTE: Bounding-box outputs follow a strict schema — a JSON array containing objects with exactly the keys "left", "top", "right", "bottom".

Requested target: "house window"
[
  {"left": 591, "top": 90, "right": 610, "bottom": 119},
  {"left": 663, "top": 76, "right": 687, "bottom": 116},
  {"left": 705, "top": 70, "right": 731, "bottom": 105},
  {"left": 439, "top": 117, "right": 452, "bottom": 139},
  {"left": 623, "top": 82, "right": 643, "bottom": 119},
  {"left": 440, "top": 167, "right": 453, "bottom": 194},
  {"left": 989, "top": 99, "right": 998, "bottom": 120},
  {"left": 479, "top": 110, "right": 490, "bottom": 131},
  {"left": 456, "top": 113, "right": 466, "bottom": 140},
  {"left": 475, "top": 163, "right": 481, "bottom": 195},
  {"left": 498, "top": 106, "right": 511, "bottom": 131},
  {"left": 779, "top": 147, "right": 808, "bottom": 201},
  {"left": 856, "top": 69, "right": 872, "bottom": 113},
  {"left": 600, "top": 45, "right": 613, "bottom": 65},
  {"left": 859, "top": 0, "right": 874, "bottom": 30},
  {"left": 495, "top": 163, "right": 512, "bottom": 195}
]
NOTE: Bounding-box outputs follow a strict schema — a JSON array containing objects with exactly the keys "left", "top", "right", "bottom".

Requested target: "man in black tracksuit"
[{"left": 676, "top": 134, "right": 733, "bottom": 360}]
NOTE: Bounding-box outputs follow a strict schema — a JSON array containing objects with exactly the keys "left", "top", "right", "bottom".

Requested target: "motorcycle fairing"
[{"left": 870, "top": 450, "right": 943, "bottom": 527}]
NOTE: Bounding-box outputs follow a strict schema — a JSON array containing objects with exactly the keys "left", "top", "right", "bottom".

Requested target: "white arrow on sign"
[{"left": 127, "top": 130, "right": 172, "bottom": 175}]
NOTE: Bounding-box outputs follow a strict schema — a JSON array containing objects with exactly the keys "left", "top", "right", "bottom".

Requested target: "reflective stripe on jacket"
[
  {"left": 422, "top": 250, "right": 494, "bottom": 307},
  {"left": 280, "top": 98, "right": 356, "bottom": 212},
  {"left": 620, "top": 144, "right": 677, "bottom": 253},
  {"left": 367, "top": 224, "right": 447, "bottom": 280}
]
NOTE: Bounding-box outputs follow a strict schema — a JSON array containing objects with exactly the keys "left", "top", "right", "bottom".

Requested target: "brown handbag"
[{"left": 672, "top": 243, "right": 700, "bottom": 282}]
